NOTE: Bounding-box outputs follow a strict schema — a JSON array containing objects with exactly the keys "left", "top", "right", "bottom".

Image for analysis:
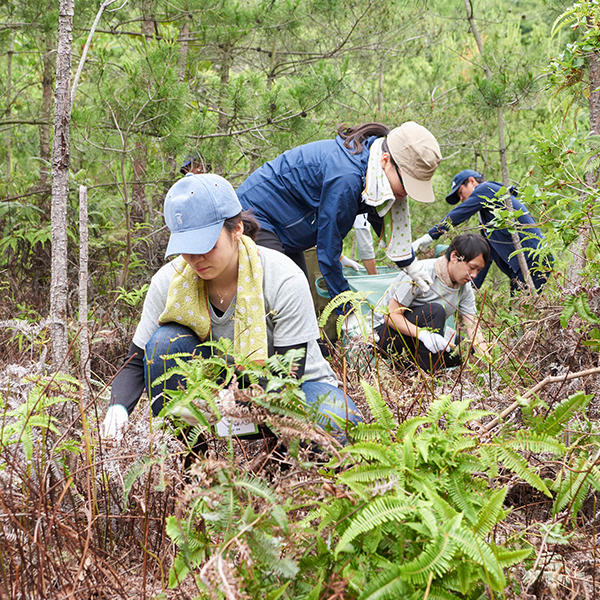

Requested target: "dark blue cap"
[{"left": 446, "top": 169, "right": 483, "bottom": 205}]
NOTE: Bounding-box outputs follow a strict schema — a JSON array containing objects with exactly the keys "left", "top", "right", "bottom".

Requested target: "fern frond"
[
  {"left": 492, "top": 546, "right": 532, "bottom": 567},
  {"left": 398, "top": 531, "right": 455, "bottom": 584},
  {"left": 420, "top": 486, "right": 460, "bottom": 521},
  {"left": 396, "top": 417, "right": 430, "bottom": 439},
  {"left": 427, "top": 395, "right": 453, "bottom": 422},
  {"left": 445, "top": 472, "right": 479, "bottom": 524},
  {"left": 361, "top": 381, "right": 396, "bottom": 432},
  {"left": 351, "top": 423, "right": 396, "bottom": 442},
  {"left": 344, "top": 441, "right": 399, "bottom": 466},
  {"left": 494, "top": 446, "right": 551, "bottom": 497},
  {"left": 335, "top": 496, "right": 413, "bottom": 556},
  {"left": 540, "top": 391, "right": 593, "bottom": 436},
  {"left": 552, "top": 464, "right": 591, "bottom": 515},
  {"left": 473, "top": 487, "right": 508, "bottom": 535},
  {"left": 502, "top": 431, "right": 565, "bottom": 454},
  {"left": 550, "top": 8, "right": 578, "bottom": 38},
  {"left": 449, "top": 525, "right": 505, "bottom": 591},
  {"left": 357, "top": 565, "right": 409, "bottom": 600},
  {"left": 337, "top": 465, "right": 396, "bottom": 485}
]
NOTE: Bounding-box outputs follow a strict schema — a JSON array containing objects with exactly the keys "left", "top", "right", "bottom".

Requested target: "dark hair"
[
  {"left": 224, "top": 210, "right": 260, "bottom": 240},
  {"left": 445, "top": 233, "right": 490, "bottom": 264},
  {"left": 473, "top": 175, "right": 485, "bottom": 184},
  {"left": 337, "top": 122, "right": 390, "bottom": 154}
]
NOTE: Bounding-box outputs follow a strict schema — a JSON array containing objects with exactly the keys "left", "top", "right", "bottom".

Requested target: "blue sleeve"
[
  {"left": 428, "top": 191, "right": 489, "bottom": 239},
  {"left": 316, "top": 168, "right": 364, "bottom": 314}
]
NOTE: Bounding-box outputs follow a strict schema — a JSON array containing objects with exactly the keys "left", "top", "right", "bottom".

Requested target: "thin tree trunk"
[
  {"left": 178, "top": 14, "right": 189, "bottom": 81},
  {"left": 40, "top": 33, "right": 54, "bottom": 194},
  {"left": 463, "top": 0, "right": 534, "bottom": 290},
  {"left": 498, "top": 106, "right": 535, "bottom": 288},
  {"left": 50, "top": 0, "right": 75, "bottom": 372},
  {"left": 568, "top": 47, "right": 600, "bottom": 285},
  {"left": 6, "top": 35, "right": 14, "bottom": 179},
  {"left": 79, "top": 185, "right": 90, "bottom": 401}
]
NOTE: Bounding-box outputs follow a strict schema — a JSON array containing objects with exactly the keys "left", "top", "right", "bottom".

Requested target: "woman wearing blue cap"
[
  {"left": 412, "top": 170, "right": 552, "bottom": 292},
  {"left": 102, "top": 173, "right": 362, "bottom": 443},
  {"left": 236, "top": 122, "right": 443, "bottom": 311}
]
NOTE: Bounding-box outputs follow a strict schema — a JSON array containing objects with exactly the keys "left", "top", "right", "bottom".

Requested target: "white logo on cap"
[{"left": 176, "top": 213, "right": 183, "bottom": 226}]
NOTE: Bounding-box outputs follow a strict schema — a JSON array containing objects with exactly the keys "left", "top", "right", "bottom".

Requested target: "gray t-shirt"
[
  {"left": 379, "top": 258, "right": 477, "bottom": 318},
  {"left": 133, "top": 246, "right": 337, "bottom": 386}
]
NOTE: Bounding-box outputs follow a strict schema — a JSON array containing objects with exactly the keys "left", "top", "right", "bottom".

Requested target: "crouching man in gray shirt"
[{"left": 375, "top": 233, "right": 490, "bottom": 371}]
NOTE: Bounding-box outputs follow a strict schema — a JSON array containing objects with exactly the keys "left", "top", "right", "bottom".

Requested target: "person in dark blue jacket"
[
  {"left": 236, "top": 122, "right": 442, "bottom": 311},
  {"left": 412, "top": 170, "right": 552, "bottom": 292}
]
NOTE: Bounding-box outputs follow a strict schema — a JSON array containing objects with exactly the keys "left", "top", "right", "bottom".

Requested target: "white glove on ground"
[
  {"left": 102, "top": 404, "right": 129, "bottom": 440},
  {"left": 340, "top": 255, "right": 361, "bottom": 271},
  {"left": 418, "top": 330, "right": 450, "bottom": 354},
  {"left": 411, "top": 233, "right": 433, "bottom": 253},
  {"left": 405, "top": 261, "right": 433, "bottom": 294}
]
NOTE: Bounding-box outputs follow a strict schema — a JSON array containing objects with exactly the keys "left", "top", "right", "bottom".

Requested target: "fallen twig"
[{"left": 479, "top": 365, "right": 600, "bottom": 433}]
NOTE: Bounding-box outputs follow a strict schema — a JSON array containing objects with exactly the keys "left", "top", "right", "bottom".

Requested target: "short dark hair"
[
  {"left": 445, "top": 233, "right": 490, "bottom": 264},
  {"left": 224, "top": 210, "right": 260, "bottom": 240}
]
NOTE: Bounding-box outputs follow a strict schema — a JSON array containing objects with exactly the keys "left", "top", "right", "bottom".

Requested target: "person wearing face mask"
[
  {"left": 412, "top": 170, "right": 552, "bottom": 292},
  {"left": 102, "top": 173, "right": 362, "bottom": 442},
  {"left": 236, "top": 122, "right": 443, "bottom": 315},
  {"left": 375, "top": 233, "right": 490, "bottom": 371}
]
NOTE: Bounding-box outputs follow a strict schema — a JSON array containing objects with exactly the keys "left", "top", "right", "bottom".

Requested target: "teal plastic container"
[{"left": 315, "top": 266, "right": 400, "bottom": 313}]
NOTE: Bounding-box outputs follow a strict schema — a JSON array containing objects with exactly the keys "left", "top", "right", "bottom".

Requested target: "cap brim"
[
  {"left": 402, "top": 172, "right": 435, "bottom": 204},
  {"left": 164, "top": 222, "right": 223, "bottom": 258},
  {"left": 445, "top": 190, "right": 460, "bottom": 205}
]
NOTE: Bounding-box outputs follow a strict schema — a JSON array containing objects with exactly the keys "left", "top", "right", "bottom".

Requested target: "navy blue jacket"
[
  {"left": 428, "top": 181, "right": 545, "bottom": 274},
  {"left": 237, "top": 135, "right": 413, "bottom": 301}
]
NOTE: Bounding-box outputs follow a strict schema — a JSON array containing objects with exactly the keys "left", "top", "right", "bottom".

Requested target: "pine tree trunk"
[
  {"left": 40, "top": 33, "right": 54, "bottom": 194},
  {"left": 50, "top": 0, "right": 74, "bottom": 371}
]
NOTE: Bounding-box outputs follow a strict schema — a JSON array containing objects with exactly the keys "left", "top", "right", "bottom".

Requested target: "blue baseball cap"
[
  {"left": 163, "top": 173, "right": 242, "bottom": 258},
  {"left": 446, "top": 169, "right": 483, "bottom": 205}
]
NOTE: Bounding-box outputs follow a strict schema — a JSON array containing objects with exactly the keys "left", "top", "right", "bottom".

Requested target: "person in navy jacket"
[
  {"left": 412, "top": 170, "right": 552, "bottom": 292},
  {"left": 236, "top": 122, "right": 442, "bottom": 312}
]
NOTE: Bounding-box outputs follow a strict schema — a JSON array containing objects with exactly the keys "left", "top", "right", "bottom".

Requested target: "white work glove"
[
  {"left": 417, "top": 330, "right": 450, "bottom": 354},
  {"left": 102, "top": 405, "right": 129, "bottom": 440},
  {"left": 411, "top": 233, "right": 433, "bottom": 253},
  {"left": 341, "top": 312, "right": 362, "bottom": 337},
  {"left": 340, "top": 255, "right": 361, "bottom": 271},
  {"left": 405, "top": 261, "right": 433, "bottom": 294}
]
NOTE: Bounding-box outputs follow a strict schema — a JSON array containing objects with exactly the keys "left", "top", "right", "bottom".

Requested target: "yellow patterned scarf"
[{"left": 158, "top": 235, "right": 267, "bottom": 361}]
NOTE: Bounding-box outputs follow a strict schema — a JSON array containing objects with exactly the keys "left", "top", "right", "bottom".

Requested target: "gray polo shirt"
[{"left": 379, "top": 258, "right": 477, "bottom": 318}]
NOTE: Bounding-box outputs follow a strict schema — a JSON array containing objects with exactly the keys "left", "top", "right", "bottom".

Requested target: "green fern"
[
  {"left": 335, "top": 496, "right": 414, "bottom": 556},
  {"left": 357, "top": 565, "right": 410, "bottom": 600},
  {"left": 398, "top": 529, "right": 456, "bottom": 584},
  {"left": 539, "top": 391, "right": 593, "bottom": 436},
  {"left": 361, "top": 381, "right": 396, "bottom": 433},
  {"left": 473, "top": 487, "right": 509, "bottom": 535},
  {"left": 493, "top": 445, "right": 551, "bottom": 497}
]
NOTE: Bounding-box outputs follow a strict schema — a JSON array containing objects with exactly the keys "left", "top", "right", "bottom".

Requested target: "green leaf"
[{"left": 335, "top": 497, "right": 413, "bottom": 556}]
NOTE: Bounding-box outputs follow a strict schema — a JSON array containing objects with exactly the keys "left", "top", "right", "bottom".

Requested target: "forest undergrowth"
[{"left": 0, "top": 287, "right": 599, "bottom": 600}]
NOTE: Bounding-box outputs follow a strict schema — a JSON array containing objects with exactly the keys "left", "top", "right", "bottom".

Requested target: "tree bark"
[
  {"left": 78, "top": 185, "right": 90, "bottom": 401},
  {"left": 5, "top": 34, "right": 14, "bottom": 179},
  {"left": 50, "top": 0, "right": 74, "bottom": 372},
  {"left": 40, "top": 32, "right": 54, "bottom": 194}
]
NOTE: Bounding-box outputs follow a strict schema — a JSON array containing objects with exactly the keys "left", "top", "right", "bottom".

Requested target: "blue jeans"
[{"left": 144, "top": 324, "right": 361, "bottom": 435}]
